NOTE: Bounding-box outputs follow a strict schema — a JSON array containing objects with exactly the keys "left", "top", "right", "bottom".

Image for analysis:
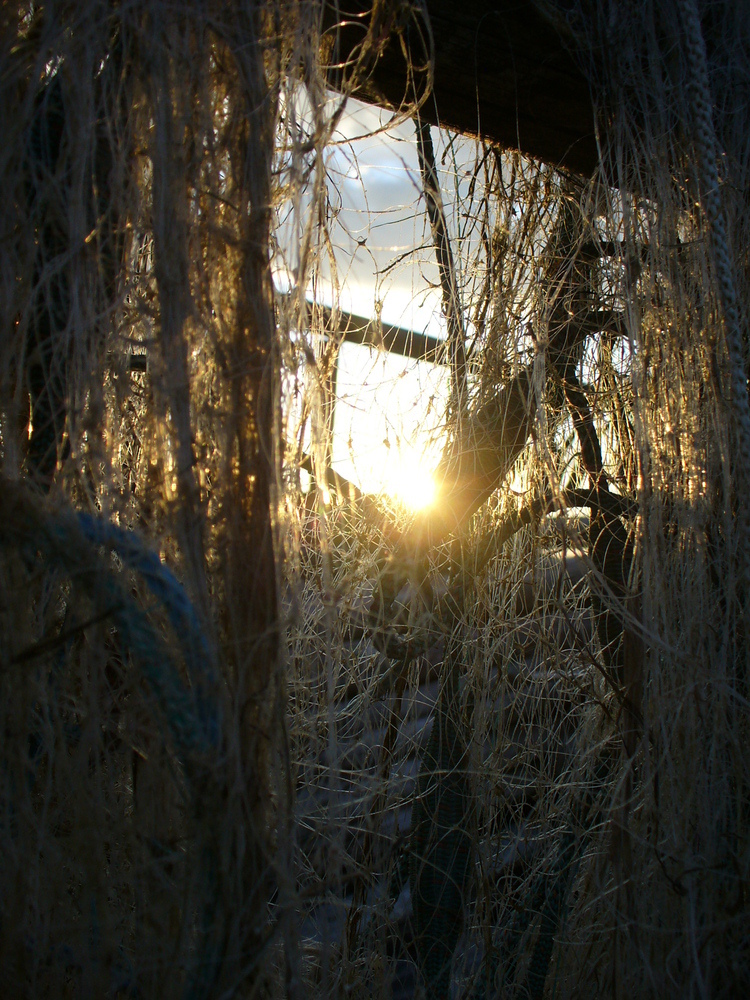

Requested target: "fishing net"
[{"left": 0, "top": 1, "right": 748, "bottom": 997}]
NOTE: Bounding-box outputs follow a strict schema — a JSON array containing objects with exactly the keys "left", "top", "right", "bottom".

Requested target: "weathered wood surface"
[
  {"left": 323, "top": 304, "right": 444, "bottom": 363},
  {"left": 325, "top": 0, "right": 599, "bottom": 174}
]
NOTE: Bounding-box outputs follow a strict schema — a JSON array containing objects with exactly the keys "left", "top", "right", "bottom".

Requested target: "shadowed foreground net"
[{"left": 1, "top": 2, "right": 749, "bottom": 998}]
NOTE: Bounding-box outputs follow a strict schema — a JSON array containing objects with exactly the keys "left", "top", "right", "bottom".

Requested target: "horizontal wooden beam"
[
  {"left": 322, "top": 305, "right": 446, "bottom": 364},
  {"left": 325, "top": 1, "right": 599, "bottom": 175}
]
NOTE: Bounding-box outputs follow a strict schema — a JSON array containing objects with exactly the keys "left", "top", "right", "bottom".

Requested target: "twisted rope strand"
[{"left": 681, "top": 0, "right": 750, "bottom": 591}]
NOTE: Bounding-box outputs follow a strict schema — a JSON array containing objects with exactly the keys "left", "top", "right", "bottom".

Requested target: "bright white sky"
[
  {"left": 279, "top": 97, "right": 477, "bottom": 507},
  {"left": 322, "top": 100, "right": 442, "bottom": 330}
]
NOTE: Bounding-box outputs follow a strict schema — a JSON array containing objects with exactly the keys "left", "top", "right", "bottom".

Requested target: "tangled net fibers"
[{"left": 0, "top": 1, "right": 749, "bottom": 998}]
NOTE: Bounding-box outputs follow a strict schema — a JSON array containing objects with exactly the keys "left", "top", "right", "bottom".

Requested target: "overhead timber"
[{"left": 324, "top": 1, "right": 599, "bottom": 175}]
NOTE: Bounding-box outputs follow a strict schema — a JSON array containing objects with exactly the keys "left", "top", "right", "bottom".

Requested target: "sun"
[{"left": 384, "top": 456, "right": 438, "bottom": 511}]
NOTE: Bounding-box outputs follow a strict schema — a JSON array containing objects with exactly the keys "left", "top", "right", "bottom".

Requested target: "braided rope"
[
  {"left": 681, "top": 0, "right": 750, "bottom": 588},
  {"left": 0, "top": 490, "right": 219, "bottom": 760},
  {"left": 77, "top": 514, "right": 220, "bottom": 753},
  {"left": 524, "top": 829, "right": 577, "bottom": 1000},
  {"left": 0, "top": 492, "right": 223, "bottom": 996},
  {"left": 409, "top": 653, "right": 473, "bottom": 998},
  {"left": 469, "top": 830, "right": 577, "bottom": 1000}
]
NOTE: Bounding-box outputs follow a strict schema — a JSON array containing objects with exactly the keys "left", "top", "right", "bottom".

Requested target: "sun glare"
[{"left": 385, "top": 457, "right": 438, "bottom": 511}]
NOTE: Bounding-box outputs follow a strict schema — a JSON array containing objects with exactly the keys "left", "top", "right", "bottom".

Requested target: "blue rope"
[
  {"left": 76, "top": 514, "right": 220, "bottom": 754},
  {"left": 1, "top": 497, "right": 223, "bottom": 997},
  {"left": 5, "top": 505, "right": 220, "bottom": 759},
  {"left": 68, "top": 516, "right": 223, "bottom": 998}
]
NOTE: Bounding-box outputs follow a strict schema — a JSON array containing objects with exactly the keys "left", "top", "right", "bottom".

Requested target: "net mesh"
[{"left": 0, "top": 1, "right": 748, "bottom": 997}]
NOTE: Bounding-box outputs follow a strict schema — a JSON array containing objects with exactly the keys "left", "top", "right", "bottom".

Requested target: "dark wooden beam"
[
  {"left": 325, "top": 1, "right": 599, "bottom": 175},
  {"left": 323, "top": 305, "right": 445, "bottom": 364}
]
